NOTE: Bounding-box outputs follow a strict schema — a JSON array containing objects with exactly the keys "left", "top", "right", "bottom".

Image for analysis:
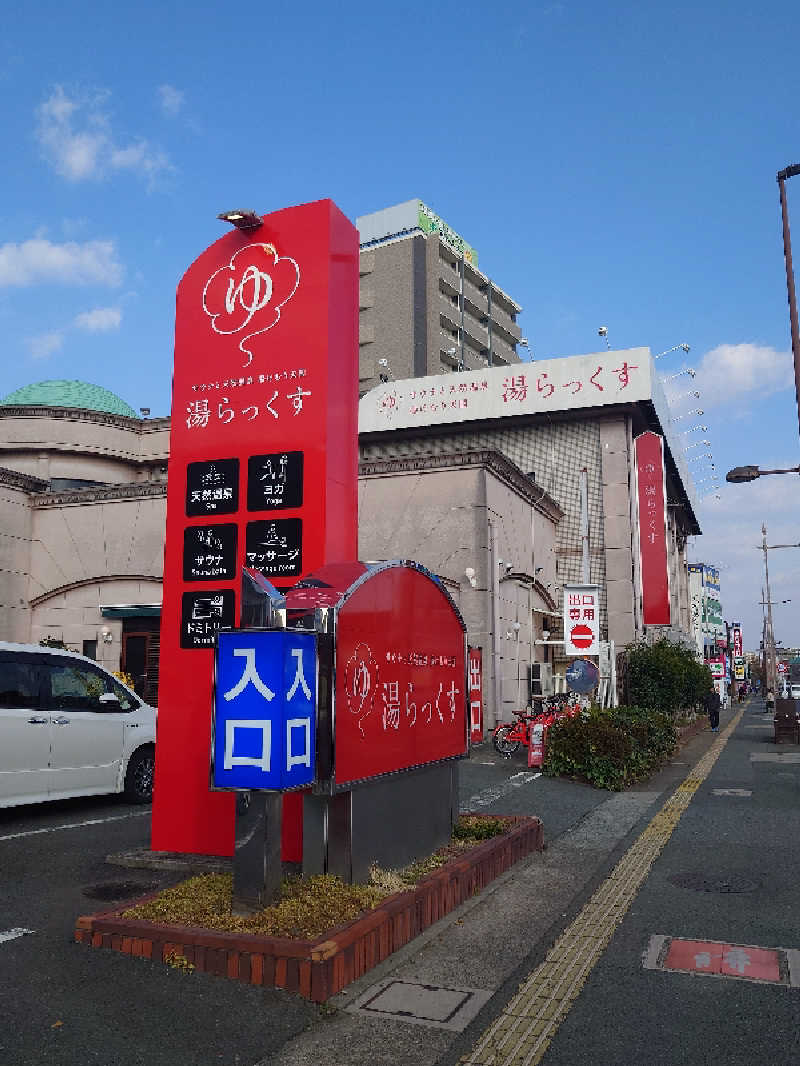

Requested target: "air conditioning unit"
[{"left": 528, "top": 662, "right": 553, "bottom": 699}]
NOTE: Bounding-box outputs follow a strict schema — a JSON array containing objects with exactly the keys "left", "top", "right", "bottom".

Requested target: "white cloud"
[
  {"left": 35, "top": 85, "right": 170, "bottom": 184},
  {"left": 27, "top": 331, "right": 64, "bottom": 360},
  {"left": 157, "top": 84, "right": 184, "bottom": 117},
  {"left": 691, "top": 343, "right": 793, "bottom": 411},
  {"left": 0, "top": 238, "right": 123, "bottom": 287},
  {"left": 74, "top": 307, "right": 122, "bottom": 332},
  {"left": 691, "top": 471, "right": 800, "bottom": 647}
]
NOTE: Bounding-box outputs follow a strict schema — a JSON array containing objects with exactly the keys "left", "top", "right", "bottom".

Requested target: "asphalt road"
[
  {"left": 3, "top": 702, "right": 797, "bottom": 1066},
  {"left": 0, "top": 795, "right": 317, "bottom": 1066}
]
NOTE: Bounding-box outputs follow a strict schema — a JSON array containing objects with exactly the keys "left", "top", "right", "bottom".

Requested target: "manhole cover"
[
  {"left": 82, "top": 881, "right": 157, "bottom": 901},
  {"left": 668, "top": 873, "right": 761, "bottom": 894}
]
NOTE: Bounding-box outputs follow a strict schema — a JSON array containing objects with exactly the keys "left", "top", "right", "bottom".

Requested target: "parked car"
[
  {"left": 0, "top": 641, "right": 156, "bottom": 808},
  {"left": 790, "top": 684, "right": 800, "bottom": 701}
]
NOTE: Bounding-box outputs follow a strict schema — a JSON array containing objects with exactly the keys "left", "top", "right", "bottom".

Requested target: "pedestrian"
[
  {"left": 766, "top": 687, "right": 775, "bottom": 715},
  {"left": 704, "top": 684, "right": 721, "bottom": 732}
]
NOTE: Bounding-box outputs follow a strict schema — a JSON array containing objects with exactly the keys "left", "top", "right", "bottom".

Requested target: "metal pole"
[
  {"left": 777, "top": 169, "right": 800, "bottom": 440},
  {"left": 579, "top": 468, "right": 590, "bottom": 584},
  {"left": 762, "top": 523, "right": 777, "bottom": 697}
]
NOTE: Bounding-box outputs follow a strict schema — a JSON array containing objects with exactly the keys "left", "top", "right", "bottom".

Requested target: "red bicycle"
[{"left": 491, "top": 696, "right": 583, "bottom": 759}]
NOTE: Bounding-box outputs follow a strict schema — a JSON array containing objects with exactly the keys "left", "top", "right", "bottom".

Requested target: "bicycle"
[
  {"left": 491, "top": 695, "right": 584, "bottom": 759},
  {"left": 492, "top": 707, "right": 542, "bottom": 758}
]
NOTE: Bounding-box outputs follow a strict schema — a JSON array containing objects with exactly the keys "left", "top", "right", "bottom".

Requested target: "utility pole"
[
  {"left": 761, "top": 524, "right": 778, "bottom": 696},
  {"left": 777, "top": 165, "right": 800, "bottom": 440}
]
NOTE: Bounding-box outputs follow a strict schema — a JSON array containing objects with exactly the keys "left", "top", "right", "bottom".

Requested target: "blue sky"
[{"left": 1, "top": 0, "right": 799, "bottom": 649}]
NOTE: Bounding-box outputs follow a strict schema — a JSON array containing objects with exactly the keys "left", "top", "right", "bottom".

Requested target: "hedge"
[{"left": 544, "top": 705, "right": 677, "bottom": 791}]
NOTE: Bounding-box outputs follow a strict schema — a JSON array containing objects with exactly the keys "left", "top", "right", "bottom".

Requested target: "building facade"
[
  {"left": 357, "top": 200, "right": 524, "bottom": 394},
  {"left": 0, "top": 381, "right": 168, "bottom": 702},
  {"left": 359, "top": 348, "right": 701, "bottom": 722}
]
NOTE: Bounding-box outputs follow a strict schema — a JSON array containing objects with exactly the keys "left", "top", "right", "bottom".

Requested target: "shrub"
[
  {"left": 544, "top": 705, "right": 677, "bottom": 791},
  {"left": 627, "top": 639, "right": 711, "bottom": 716}
]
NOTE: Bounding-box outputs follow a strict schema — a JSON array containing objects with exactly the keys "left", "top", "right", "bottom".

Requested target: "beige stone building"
[
  {"left": 1, "top": 341, "right": 699, "bottom": 727},
  {"left": 0, "top": 381, "right": 168, "bottom": 702}
]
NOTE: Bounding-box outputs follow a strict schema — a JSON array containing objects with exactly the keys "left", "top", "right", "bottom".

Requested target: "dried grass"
[{"left": 122, "top": 815, "right": 513, "bottom": 940}]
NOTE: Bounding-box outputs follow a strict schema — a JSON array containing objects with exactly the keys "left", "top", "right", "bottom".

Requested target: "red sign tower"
[{"left": 151, "top": 200, "right": 359, "bottom": 857}]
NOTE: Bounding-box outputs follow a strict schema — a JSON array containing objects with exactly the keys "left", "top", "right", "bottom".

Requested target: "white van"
[{"left": 0, "top": 641, "right": 156, "bottom": 809}]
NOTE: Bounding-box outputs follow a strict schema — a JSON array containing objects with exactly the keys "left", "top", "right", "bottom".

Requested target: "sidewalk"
[{"left": 258, "top": 707, "right": 742, "bottom": 1065}]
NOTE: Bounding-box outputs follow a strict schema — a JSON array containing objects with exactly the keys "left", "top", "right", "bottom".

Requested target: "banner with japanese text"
[
  {"left": 152, "top": 199, "right": 359, "bottom": 857},
  {"left": 634, "top": 431, "right": 671, "bottom": 626}
]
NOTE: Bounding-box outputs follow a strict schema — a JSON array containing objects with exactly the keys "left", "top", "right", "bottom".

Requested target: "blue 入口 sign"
[{"left": 212, "top": 630, "right": 317, "bottom": 791}]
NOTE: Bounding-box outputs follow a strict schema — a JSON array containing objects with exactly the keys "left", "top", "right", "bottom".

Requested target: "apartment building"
[{"left": 356, "top": 200, "right": 524, "bottom": 393}]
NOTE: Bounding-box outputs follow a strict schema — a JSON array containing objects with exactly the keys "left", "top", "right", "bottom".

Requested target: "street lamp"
[
  {"left": 662, "top": 368, "right": 697, "bottom": 382},
  {"left": 680, "top": 424, "right": 708, "bottom": 435},
  {"left": 670, "top": 389, "right": 702, "bottom": 403},
  {"left": 654, "top": 342, "right": 691, "bottom": 360},
  {"left": 688, "top": 453, "right": 714, "bottom": 464},
  {"left": 725, "top": 463, "right": 800, "bottom": 483},
  {"left": 673, "top": 408, "right": 704, "bottom": 421},
  {"left": 217, "top": 209, "right": 263, "bottom": 231},
  {"left": 777, "top": 164, "right": 800, "bottom": 441},
  {"left": 685, "top": 438, "right": 712, "bottom": 451}
]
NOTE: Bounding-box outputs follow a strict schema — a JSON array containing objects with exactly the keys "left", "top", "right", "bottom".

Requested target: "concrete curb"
[{"left": 75, "top": 815, "right": 544, "bottom": 1002}]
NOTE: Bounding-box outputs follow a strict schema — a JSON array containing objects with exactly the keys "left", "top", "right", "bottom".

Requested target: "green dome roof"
[{"left": 0, "top": 380, "right": 138, "bottom": 419}]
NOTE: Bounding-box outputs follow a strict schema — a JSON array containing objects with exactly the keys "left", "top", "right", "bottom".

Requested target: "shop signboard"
[
  {"left": 211, "top": 630, "right": 317, "bottom": 792},
  {"left": 634, "top": 431, "right": 671, "bottom": 626},
  {"left": 152, "top": 200, "right": 359, "bottom": 856},
  {"left": 708, "top": 658, "right": 725, "bottom": 679},
  {"left": 732, "top": 623, "right": 743, "bottom": 658},
  {"left": 330, "top": 564, "right": 468, "bottom": 787},
  {"left": 469, "top": 647, "right": 483, "bottom": 742},
  {"left": 563, "top": 584, "right": 601, "bottom": 657}
]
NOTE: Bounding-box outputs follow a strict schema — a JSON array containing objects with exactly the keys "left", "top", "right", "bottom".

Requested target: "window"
[
  {"left": 82, "top": 640, "right": 97, "bottom": 660},
  {"left": 0, "top": 659, "right": 39, "bottom": 708},
  {"left": 47, "top": 663, "right": 136, "bottom": 712}
]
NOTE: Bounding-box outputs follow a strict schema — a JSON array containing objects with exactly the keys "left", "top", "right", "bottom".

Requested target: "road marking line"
[
  {"left": 0, "top": 927, "right": 34, "bottom": 943},
  {"left": 0, "top": 810, "right": 149, "bottom": 843},
  {"left": 462, "top": 772, "right": 541, "bottom": 811},
  {"left": 462, "top": 709, "right": 745, "bottom": 1066},
  {"left": 712, "top": 788, "right": 752, "bottom": 797}
]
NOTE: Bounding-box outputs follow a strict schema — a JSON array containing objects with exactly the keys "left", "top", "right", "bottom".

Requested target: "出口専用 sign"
[{"left": 563, "top": 584, "right": 601, "bottom": 657}]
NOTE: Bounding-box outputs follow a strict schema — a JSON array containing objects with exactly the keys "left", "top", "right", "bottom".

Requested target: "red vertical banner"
[
  {"left": 151, "top": 200, "right": 359, "bottom": 856},
  {"left": 732, "top": 625, "right": 743, "bottom": 658},
  {"left": 469, "top": 647, "right": 483, "bottom": 742},
  {"left": 634, "top": 431, "right": 671, "bottom": 626}
]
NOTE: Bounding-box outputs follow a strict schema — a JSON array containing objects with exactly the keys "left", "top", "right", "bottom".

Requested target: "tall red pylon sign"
[{"left": 151, "top": 200, "right": 359, "bottom": 856}]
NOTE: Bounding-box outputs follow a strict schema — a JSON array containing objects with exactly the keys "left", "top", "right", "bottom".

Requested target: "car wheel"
[{"left": 124, "top": 746, "right": 155, "bottom": 803}]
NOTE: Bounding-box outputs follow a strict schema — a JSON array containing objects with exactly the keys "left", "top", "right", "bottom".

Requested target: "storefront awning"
[{"left": 100, "top": 604, "right": 162, "bottom": 619}]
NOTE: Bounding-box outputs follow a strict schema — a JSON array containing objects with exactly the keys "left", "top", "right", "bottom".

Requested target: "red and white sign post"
[
  {"left": 634, "top": 431, "right": 671, "bottom": 626},
  {"left": 151, "top": 200, "right": 359, "bottom": 858},
  {"left": 468, "top": 647, "right": 483, "bottom": 743},
  {"left": 563, "top": 584, "right": 601, "bottom": 657}
]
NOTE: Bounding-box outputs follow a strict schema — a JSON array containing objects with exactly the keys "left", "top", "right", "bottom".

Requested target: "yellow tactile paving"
[{"left": 462, "top": 710, "right": 744, "bottom": 1066}]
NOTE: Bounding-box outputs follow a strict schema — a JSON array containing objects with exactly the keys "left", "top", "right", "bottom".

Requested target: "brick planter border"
[{"left": 75, "top": 814, "right": 543, "bottom": 1002}]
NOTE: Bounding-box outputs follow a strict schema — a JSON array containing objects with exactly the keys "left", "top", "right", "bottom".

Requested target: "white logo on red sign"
[
  {"left": 202, "top": 242, "right": 300, "bottom": 367},
  {"left": 344, "top": 642, "right": 378, "bottom": 736}
]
